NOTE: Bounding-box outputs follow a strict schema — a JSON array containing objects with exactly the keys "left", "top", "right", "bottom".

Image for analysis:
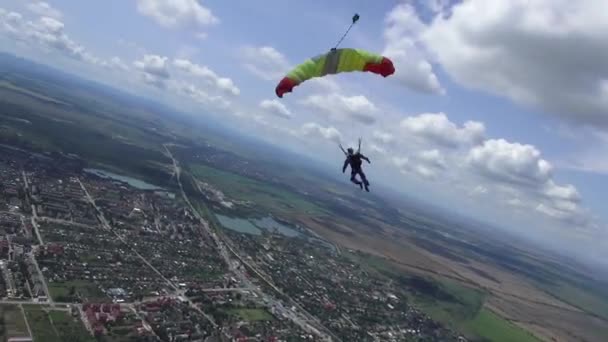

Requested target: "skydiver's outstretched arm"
[
  {"left": 338, "top": 144, "right": 347, "bottom": 156},
  {"left": 360, "top": 154, "right": 370, "bottom": 163},
  {"left": 342, "top": 157, "right": 350, "bottom": 173}
]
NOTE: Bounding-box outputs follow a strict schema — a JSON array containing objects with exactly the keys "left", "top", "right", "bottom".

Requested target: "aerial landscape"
[{"left": 1, "top": 1, "right": 608, "bottom": 341}]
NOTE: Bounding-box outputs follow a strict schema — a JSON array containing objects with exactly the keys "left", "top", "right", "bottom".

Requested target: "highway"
[{"left": 163, "top": 143, "right": 335, "bottom": 341}]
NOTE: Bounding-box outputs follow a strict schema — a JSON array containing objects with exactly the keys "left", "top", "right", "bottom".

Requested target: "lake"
[
  {"left": 83, "top": 168, "right": 163, "bottom": 190},
  {"left": 215, "top": 214, "right": 337, "bottom": 253},
  {"left": 252, "top": 216, "right": 301, "bottom": 237},
  {"left": 216, "top": 215, "right": 262, "bottom": 235},
  {"left": 215, "top": 214, "right": 302, "bottom": 237}
]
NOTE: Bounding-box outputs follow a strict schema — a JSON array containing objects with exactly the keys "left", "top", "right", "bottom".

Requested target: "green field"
[
  {"left": 544, "top": 282, "right": 608, "bottom": 322},
  {"left": 0, "top": 80, "right": 70, "bottom": 105},
  {"left": 464, "top": 308, "right": 540, "bottom": 342},
  {"left": 345, "top": 251, "right": 541, "bottom": 341},
  {"left": 190, "top": 164, "right": 327, "bottom": 216},
  {"left": 49, "top": 280, "right": 107, "bottom": 302},
  {"left": 226, "top": 308, "right": 274, "bottom": 321},
  {"left": 0, "top": 304, "right": 30, "bottom": 340},
  {"left": 23, "top": 305, "right": 95, "bottom": 342}
]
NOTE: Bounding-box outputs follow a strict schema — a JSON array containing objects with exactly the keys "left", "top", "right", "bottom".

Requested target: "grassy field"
[
  {"left": 0, "top": 304, "right": 30, "bottom": 340},
  {"left": 23, "top": 305, "right": 94, "bottom": 342},
  {"left": 226, "top": 308, "right": 274, "bottom": 321},
  {"left": 0, "top": 80, "right": 70, "bottom": 105},
  {"left": 345, "top": 251, "right": 542, "bottom": 341},
  {"left": 48, "top": 280, "right": 107, "bottom": 302},
  {"left": 464, "top": 308, "right": 540, "bottom": 342},
  {"left": 190, "top": 164, "right": 327, "bottom": 216},
  {"left": 47, "top": 310, "right": 95, "bottom": 342}
]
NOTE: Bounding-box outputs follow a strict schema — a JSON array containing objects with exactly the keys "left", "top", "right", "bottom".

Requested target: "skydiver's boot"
[
  {"left": 351, "top": 176, "right": 363, "bottom": 190},
  {"left": 360, "top": 172, "right": 370, "bottom": 192}
]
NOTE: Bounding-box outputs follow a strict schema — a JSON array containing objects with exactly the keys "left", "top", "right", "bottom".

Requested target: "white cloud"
[
  {"left": 242, "top": 46, "right": 290, "bottom": 81},
  {"left": 418, "top": 149, "right": 447, "bottom": 170},
  {"left": 134, "top": 54, "right": 170, "bottom": 78},
  {"left": 422, "top": 0, "right": 608, "bottom": 127},
  {"left": 392, "top": 154, "right": 442, "bottom": 180},
  {"left": 372, "top": 130, "right": 395, "bottom": 145},
  {"left": 134, "top": 54, "right": 170, "bottom": 87},
  {"left": 136, "top": 0, "right": 219, "bottom": 29},
  {"left": 173, "top": 58, "right": 239, "bottom": 95},
  {"left": 0, "top": 11, "right": 99, "bottom": 65},
  {"left": 394, "top": 149, "right": 447, "bottom": 180},
  {"left": 400, "top": 112, "right": 485, "bottom": 148},
  {"left": 259, "top": 99, "right": 293, "bottom": 119},
  {"left": 175, "top": 81, "right": 231, "bottom": 109},
  {"left": 467, "top": 138, "right": 588, "bottom": 225},
  {"left": 108, "top": 56, "right": 129, "bottom": 71},
  {"left": 382, "top": 3, "right": 444, "bottom": 94},
  {"left": 468, "top": 139, "right": 552, "bottom": 186},
  {"left": 26, "top": 2, "right": 62, "bottom": 19},
  {"left": 300, "top": 122, "right": 342, "bottom": 143},
  {"left": 300, "top": 93, "right": 378, "bottom": 125}
]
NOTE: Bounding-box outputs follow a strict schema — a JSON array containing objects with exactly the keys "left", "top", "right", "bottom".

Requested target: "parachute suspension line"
[{"left": 332, "top": 13, "right": 360, "bottom": 50}]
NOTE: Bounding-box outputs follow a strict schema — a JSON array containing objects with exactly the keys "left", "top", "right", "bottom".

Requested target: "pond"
[
  {"left": 215, "top": 214, "right": 303, "bottom": 237},
  {"left": 83, "top": 168, "right": 163, "bottom": 190},
  {"left": 215, "top": 215, "right": 262, "bottom": 235},
  {"left": 252, "top": 216, "right": 301, "bottom": 237},
  {"left": 215, "top": 214, "right": 336, "bottom": 253}
]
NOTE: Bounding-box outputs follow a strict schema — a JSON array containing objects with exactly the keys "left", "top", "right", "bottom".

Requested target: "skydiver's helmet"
[{"left": 347, "top": 148, "right": 354, "bottom": 155}]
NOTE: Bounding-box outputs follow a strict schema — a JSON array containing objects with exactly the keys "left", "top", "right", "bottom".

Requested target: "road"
[
  {"left": 76, "top": 176, "right": 222, "bottom": 332},
  {"left": 28, "top": 249, "right": 53, "bottom": 306},
  {"left": 163, "top": 143, "right": 335, "bottom": 341}
]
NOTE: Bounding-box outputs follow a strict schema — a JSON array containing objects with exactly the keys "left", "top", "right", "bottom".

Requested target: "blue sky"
[{"left": 1, "top": 0, "right": 607, "bottom": 262}]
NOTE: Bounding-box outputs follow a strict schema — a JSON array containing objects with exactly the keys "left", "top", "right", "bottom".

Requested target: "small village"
[{"left": 0, "top": 146, "right": 461, "bottom": 341}]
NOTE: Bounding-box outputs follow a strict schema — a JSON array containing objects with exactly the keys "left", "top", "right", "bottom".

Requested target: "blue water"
[
  {"left": 83, "top": 168, "right": 162, "bottom": 190},
  {"left": 216, "top": 215, "right": 262, "bottom": 235},
  {"left": 216, "top": 214, "right": 337, "bottom": 253},
  {"left": 252, "top": 217, "right": 301, "bottom": 237}
]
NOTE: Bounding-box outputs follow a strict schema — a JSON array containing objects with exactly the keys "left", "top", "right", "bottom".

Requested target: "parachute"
[{"left": 275, "top": 48, "right": 395, "bottom": 98}]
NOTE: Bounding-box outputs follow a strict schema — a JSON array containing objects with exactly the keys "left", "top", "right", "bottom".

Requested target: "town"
[{"left": 0, "top": 145, "right": 461, "bottom": 341}]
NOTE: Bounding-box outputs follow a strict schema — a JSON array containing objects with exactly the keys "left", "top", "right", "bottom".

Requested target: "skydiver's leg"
[
  {"left": 350, "top": 170, "right": 363, "bottom": 189},
  {"left": 358, "top": 170, "right": 370, "bottom": 192}
]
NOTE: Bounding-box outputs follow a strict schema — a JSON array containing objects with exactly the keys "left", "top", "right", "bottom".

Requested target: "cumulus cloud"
[
  {"left": 136, "top": 0, "right": 219, "bottom": 29},
  {"left": 422, "top": 0, "right": 608, "bottom": 127},
  {"left": 259, "top": 99, "right": 292, "bottom": 119},
  {"left": 173, "top": 58, "right": 239, "bottom": 95},
  {"left": 392, "top": 149, "right": 447, "bottom": 180},
  {"left": 175, "top": 81, "right": 230, "bottom": 109},
  {"left": 400, "top": 112, "right": 485, "bottom": 148},
  {"left": 372, "top": 130, "right": 395, "bottom": 145},
  {"left": 468, "top": 139, "right": 552, "bottom": 186},
  {"left": 134, "top": 54, "right": 170, "bottom": 87},
  {"left": 300, "top": 93, "right": 377, "bottom": 125},
  {"left": 0, "top": 11, "right": 99, "bottom": 65},
  {"left": 467, "top": 138, "right": 587, "bottom": 225},
  {"left": 107, "top": 56, "right": 129, "bottom": 71},
  {"left": 300, "top": 122, "right": 342, "bottom": 143},
  {"left": 241, "top": 46, "right": 290, "bottom": 81},
  {"left": 382, "top": 3, "right": 444, "bottom": 94},
  {"left": 26, "top": 2, "right": 62, "bottom": 19}
]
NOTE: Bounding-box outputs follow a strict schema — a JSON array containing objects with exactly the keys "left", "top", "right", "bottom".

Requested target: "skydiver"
[{"left": 342, "top": 146, "right": 371, "bottom": 192}]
